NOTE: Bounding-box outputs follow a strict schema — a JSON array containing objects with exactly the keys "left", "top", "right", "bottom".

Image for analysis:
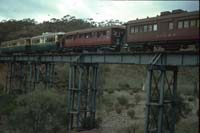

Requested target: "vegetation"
[
  {"left": 127, "top": 109, "right": 135, "bottom": 119},
  {"left": 114, "top": 103, "right": 123, "bottom": 114},
  {"left": 1, "top": 89, "right": 67, "bottom": 133},
  {"left": 134, "top": 94, "right": 141, "bottom": 105},
  {"left": 117, "top": 95, "right": 129, "bottom": 107},
  {"left": 176, "top": 93, "right": 192, "bottom": 123},
  {"left": 81, "top": 116, "right": 102, "bottom": 130},
  {"left": 119, "top": 83, "right": 130, "bottom": 90},
  {"left": 107, "top": 89, "right": 115, "bottom": 94},
  {"left": 117, "top": 124, "right": 139, "bottom": 133}
]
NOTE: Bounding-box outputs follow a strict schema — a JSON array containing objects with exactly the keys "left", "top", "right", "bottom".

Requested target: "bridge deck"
[{"left": 0, "top": 52, "right": 199, "bottom": 66}]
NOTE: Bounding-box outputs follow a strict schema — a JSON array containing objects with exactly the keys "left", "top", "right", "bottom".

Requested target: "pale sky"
[{"left": 0, "top": 0, "right": 199, "bottom": 23}]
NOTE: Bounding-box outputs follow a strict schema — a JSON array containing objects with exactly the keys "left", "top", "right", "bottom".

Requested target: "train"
[{"left": 0, "top": 9, "right": 199, "bottom": 54}]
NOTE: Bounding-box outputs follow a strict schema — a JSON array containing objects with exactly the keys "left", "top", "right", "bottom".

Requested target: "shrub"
[
  {"left": 128, "top": 103, "right": 135, "bottom": 108},
  {"left": 107, "top": 89, "right": 115, "bottom": 94},
  {"left": 125, "top": 104, "right": 130, "bottom": 110},
  {"left": 117, "top": 96, "right": 129, "bottom": 106},
  {"left": 7, "top": 89, "right": 67, "bottom": 133},
  {"left": 117, "top": 124, "right": 139, "bottom": 133},
  {"left": 81, "top": 116, "right": 101, "bottom": 130},
  {"left": 129, "top": 91, "right": 134, "bottom": 95},
  {"left": 118, "top": 83, "right": 130, "bottom": 90},
  {"left": 0, "top": 94, "right": 16, "bottom": 116},
  {"left": 102, "top": 97, "right": 113, "bottom": 107},
  {"left": 135, "top": 94, "right": 141, "bottom": 105},
  {"left": 132, "top": 88, "right": 141, "bottom": 93},
  {"left": 127, "top": 109, "right": 135, "bottom": 119},
  {"left": 176, "top": 94, "right": 192, "bottom": 122},
  {"left": 115, "top": 104, "right": 123, "bottom": 114},
  {"left": 104, "top": 66, "right": 111, "bottom": 73},
  {"left": 188, "top": 96, "right": 194, "bottom": 102},
  {"left": 0, "top": 84, "right": 4, "bottom": 90}
]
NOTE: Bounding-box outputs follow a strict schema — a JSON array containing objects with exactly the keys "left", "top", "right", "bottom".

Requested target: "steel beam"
[
  {"left": 0, "top": 53, "right": 198, "bottom": 66},
  {"left": 5, "top": 63, "right": 9, "bottom": 93},
  {"left": 9, "top": 62, "right": 15, "bottom": 92}
]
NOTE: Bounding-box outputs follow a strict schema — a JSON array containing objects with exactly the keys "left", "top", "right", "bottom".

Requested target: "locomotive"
[{"left": 0, "top": 9, "right": 199, "bottom": 54}]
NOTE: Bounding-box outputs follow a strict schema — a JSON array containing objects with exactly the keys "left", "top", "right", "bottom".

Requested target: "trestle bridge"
[{"left": 0, "top": 52, "right": 199, "bottom": 133}]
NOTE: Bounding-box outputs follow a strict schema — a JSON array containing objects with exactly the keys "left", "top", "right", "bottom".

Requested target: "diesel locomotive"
[{"left": 0, "top": 9, "right": 199, "bottom": 54}]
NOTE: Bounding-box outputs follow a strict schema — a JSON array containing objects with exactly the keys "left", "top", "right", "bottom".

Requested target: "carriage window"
[
  {"left": 32, "top": 39, "right": 40, "bottom": 44},
  {"left": 153, "top": 24, "right": 157, "bottom": 31},
  {"left": 85, "top": 33, "right": 92, "bottom": 38},
  {"left": 130, "top": 26, "right": 134, "bottom": 33},
  {"left": 135, "top": 26, "right": 138, "bottom": 33},
  {"left": 148, "top": 25, "right": 152, "bottom": 31},
  {"left": 66, "top": 35, "right": 74, "bottom": 41},
  {"left": 139, "top": 26, "right": 143, "bottom": 32},
  {"left": 197, "top": 19, "right": 199, "bottom": 27},
  {"left": 103, "top": 31, "right": 107, "bottom": 36},
  {"left": 183, "top": 20, "right": 189, "bottom": 28},
  {"left": 144, "top": 25, "right": 148, "bottom": 32},
  {"left": 169, "top": 22, "right": 173, "bottom": 30},
  {"left": 190, "top": 20, "right": 196, "bottom": 27},
  {"left": 46, "top": 37, "right": 55, "bottom": 42},
  {"left": 73, "top": 35, "right": 78, "bottom": 40},
  {"left": 92, "top": 32, "right": 96, "bottom": 37},
  {"left": 113, "top": 31, "right": 118, "bottom": 36},
  {"left": 178, "top": 21, "right": 183, "bottom": 29},
  {"left": 79, "top": 34, "right": 84, "bottom": 38},
  {"left": 97, "top": 32, "right": 100, "bottom": 38},
  {"left": 106, "top": 30, "right": 110, "bottom": 36}
]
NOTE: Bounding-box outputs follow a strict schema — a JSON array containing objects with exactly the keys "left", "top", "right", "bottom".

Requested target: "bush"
[
  {"left": 117, "top": 124, "right": 139, "bottom": 133},
  {"left": 127, "top": 109, "right": 135, "bottom": 119},
  {"left": 7, "top": 89, "right": 67, "bottom": 133},
  {"left": 102, "top": 96, "right": 113, "bottom": 107},
  {"left": 0, "top": 84, "right": 4, "bottom": 90},
  {"left": 134, "top": 94, "right": 141, "bottom": 105},
  {"left": 81, "top": 116, "right": 101, "bottom": 130},
  {"left": 129, "top": 91, "right": 134, "bottom": 95},
  {"left": 115, "top": 104, "right": 123, "bottom": 114},
  {"left": 132, "top": 88, "right": 141, "bottom": 93},
  {"left": 176, "top": 94, "right": 192, "bottom": 122},
  {"left": 128, "top": 103, "right": 135, "bottom": 108},
  {"left": 118, "top": 83, "right": 130, "bottom": 90},
  {"left": 188, "top": 96, "right": 194, "bottom": 102},
  {"left": 117, "top": 96, "right": 129, "bottom": 106},
  {"left": 107, "top": 89, "right": 115, "bottom": 94},
  {"left": 104, "top": 66, "right": 111, "bottom": 73},
  {"left": 0, "top": 94, "right": 16, "bottom": 116}
]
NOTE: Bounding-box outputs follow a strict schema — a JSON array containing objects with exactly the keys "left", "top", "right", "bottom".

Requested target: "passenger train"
[{"left": 0, "top": 9, "right": 199, "bottom": 54}]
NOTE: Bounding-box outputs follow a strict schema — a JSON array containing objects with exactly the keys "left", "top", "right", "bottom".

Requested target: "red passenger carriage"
[
  {"left": 63, "top": 26, "right": 126, "bottom": 51},
  {"left": 126, "top": 9, "right": 200, "bottom": 51}
]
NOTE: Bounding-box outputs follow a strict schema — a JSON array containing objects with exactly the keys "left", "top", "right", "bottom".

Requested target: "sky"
[{"left": 0, "top": 0, "right": 199, "bottom": 23}]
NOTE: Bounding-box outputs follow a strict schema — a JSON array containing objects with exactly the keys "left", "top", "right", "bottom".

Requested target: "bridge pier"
[
  {"left": 144, "top": 65, "right": 177, "bottom": 133},
  {"left": 33, "top": 63, "right": 40, "bottom": 89},
  {"left": 45, "top": 63, "right": 55, "bottom": 89},
  {"left": 5, "top": 63, "right": 10, "bottom": 93},
  {"left": 67, "top": 63, "right": 98, "bottom": 131}
]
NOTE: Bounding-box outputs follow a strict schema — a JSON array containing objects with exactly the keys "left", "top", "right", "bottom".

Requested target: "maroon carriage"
[
  {"left": 63, "top": 26, "right": 126, "bottom": 51},
  {"left": 126, "top": 9, "right": 200, "bottom": 51}
]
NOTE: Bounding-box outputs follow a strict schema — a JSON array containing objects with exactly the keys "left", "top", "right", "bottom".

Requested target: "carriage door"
[{"left": 113, "top": 29, "right": 125, "bottom": 49}]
